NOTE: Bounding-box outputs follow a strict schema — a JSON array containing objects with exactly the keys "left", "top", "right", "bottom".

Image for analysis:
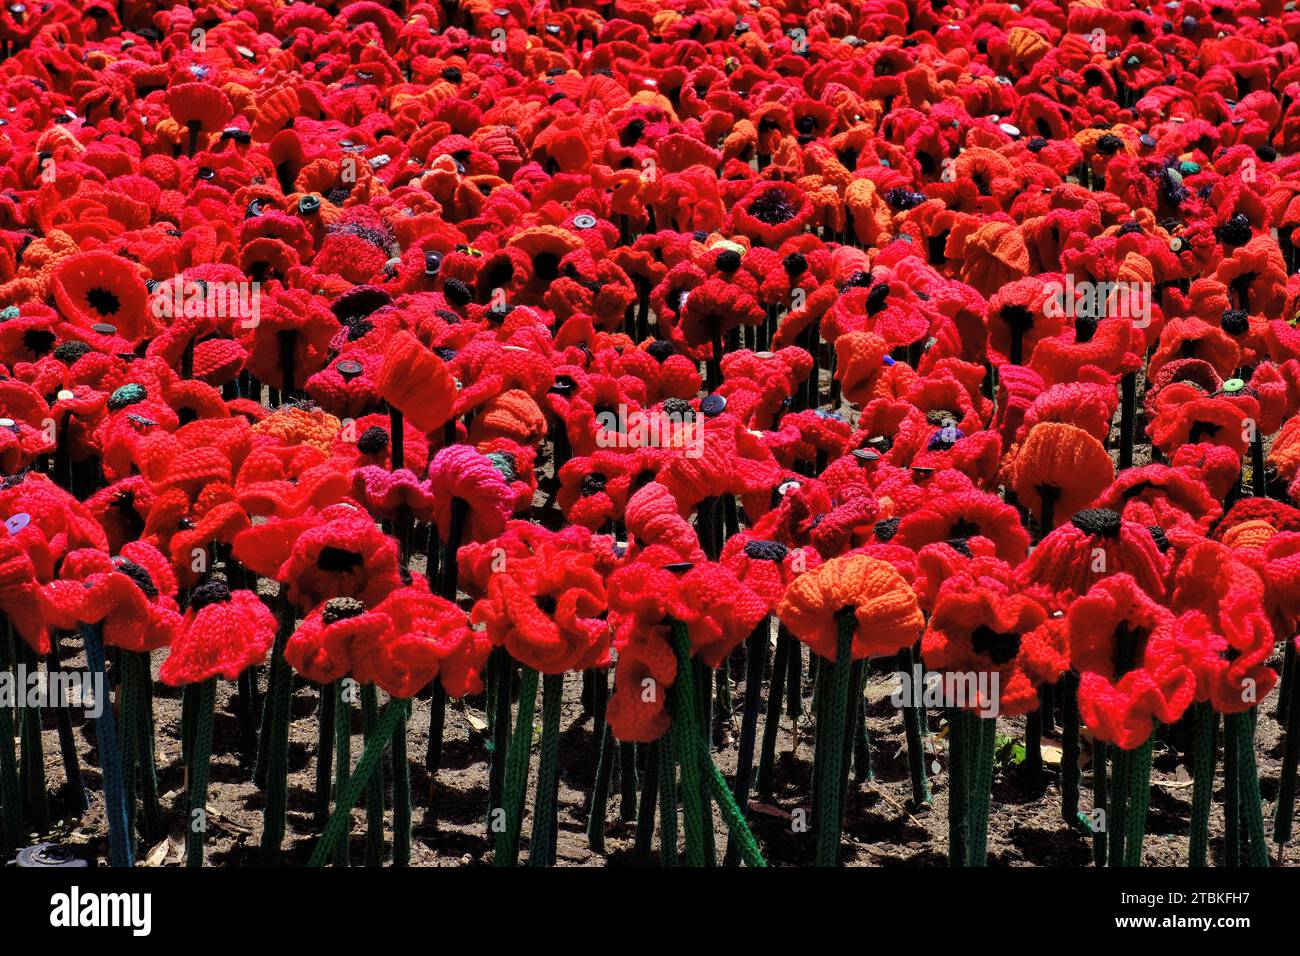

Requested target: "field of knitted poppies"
[{"left": 3, "top": 0, "right": 1300, "bottom": 874}]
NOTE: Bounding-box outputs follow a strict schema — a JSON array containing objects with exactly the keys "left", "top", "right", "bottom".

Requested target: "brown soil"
[{"left": 23, "top": 635, "right": 1294, "bottom": 867}]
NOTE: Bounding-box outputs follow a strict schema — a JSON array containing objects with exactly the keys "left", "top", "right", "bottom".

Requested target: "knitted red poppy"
[{"left": 159, "top": 582, "right": 277, "bottom": 685}]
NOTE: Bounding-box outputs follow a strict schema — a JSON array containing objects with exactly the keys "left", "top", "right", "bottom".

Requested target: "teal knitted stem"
[
  {"left": 1224, "top": 708, "right": 1241, "bottom": 867},
  {"left": 333, "top": 681, "right": 351, "bottom": 868},
  {"left": 757, "top": 627, "right": 792, "bottom": 800},
  {"left": 81, "top": 622, "right": 132, "bottom": 867},
  {"left": 786, "top": 637, "right": 803, "bottom": 719},
  {"left": 669, "top": 620, "right": 710, "bottom": 866},
  {"left": 308, "top": 699, "right": 408, "bottom": 867},
  {"left": 632, "top": 738, "right": 661, "bottom": 866},
  {"left": 16, "top": 639, "right": 48, "bottom": 833},
  {"left": 967, "top": 715, "right": 996, "bottom": 866},
  {"left": 1190, "top": 703, "right": 1216, "bottom": 866},
  {"left": 130, "top": 652, "right": 160, "bottom": 842},
  {"left": 1229, "top": 710, "right": 1269, "bottom": 867},
  {"left": 185, "top": 679, "right": 216, "bottom": 867},
  {"left": 814, "top": 609, "right": 854, "bottom": 867},
  {"left": 360, "top": 684, "right": 386, "bottom": 866},
  {"left": 1060, "top": 671, "right": 1088, "bottom": 830},
  {"left": 529, "top": 672, "right": 564, "bottom": 867},
  {"left": 1120, "top": 739, "right": 1154, "bottom": 867},
  {"left": 898, "top": 645, "right": 929, "bottom": 805},
  {"left": 314, "top": 685, "right": 335, "bottom": 826},
  {"left": 258, "top": 614, "right": 294, "bottom": 864},
  {"left": 117, "top": 647, "right": 140, "bottom": 845},
  {"left": 1108, "top": 745, "right": 1133, "bottom": 867},
  {"left": 947, "top": 708, "right": 968, "bottom": 867},
  {"left": 495, "top": 666, "right": 539, "bottom": 867},
  {"left": 658, "top": 727, "right": 679, "bottom": 866},
  {"left": 586, "top": 671, "right": 614, "bottom": 852},
  {"left": 0, "top": 627, "right": 22, "bottom": 857},
  {"left": 392, "top": 707, "right": 411, "bottom": 867},
  {"left": 1092, "top": 741, "right": 1108, "bottom": 867}
]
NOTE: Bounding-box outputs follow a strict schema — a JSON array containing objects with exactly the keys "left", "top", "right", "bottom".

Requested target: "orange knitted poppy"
[
  {"left": 1010, "top": 422, "right": 1114, "bottom": 531},
  {"left": 777, "top": 554, "right": 924, "bottom": 661}
]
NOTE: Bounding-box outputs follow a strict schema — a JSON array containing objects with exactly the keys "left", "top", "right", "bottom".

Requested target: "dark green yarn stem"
[
  {"left": 360, "top": 684, "right": 387, "bottom": 866},
  {"left": 967, "top": 714, "right": 996, "bottom": 866},
  {"left": 1278, "top": 638, "right": 1296, "bottom": 724},
  {"left": 180, "top": 681, "right": 198, "bottom": 766},
  {"left": 814, "top": 609, "right": 854, "bottom": 867},
  {"left": 392, "top": 707, "right": 411, "bottom": 867},
  {"left": 658, "top": 727, "right": 678, "bottom": 865},
  {"left": 314, "top": 685, "right": 335, "bottom": 826},
  {"left": 1224, "top": 707, "right": 1241, "bottom": 867},
  {"left": 786, "top": 637, "right": 803, "bottom": 719},
  {"left": 723, "top": 620, "right": 767, "bottom": 867},
  {"left": 487, "top": 649, "right": 514, "bottom": 830},
  {"left": 586, "top": 669, "right": 614, "bottom": 852},
  {"left": 618, "top": 741, "right": 639, "bottom": 822},
  {"left": 1121, "top": 739, "right": 1154, "bottom": 867},
  {"left": 494, "top": 665, "right": 538, "bottom": 867},
  {"left": 632, "top": 737, "right": 662, "bottom": 866},
  {"left": 669, "top": 619, "right": 711, "bottom": 866},
  {"left": 1190, "top": 703, "right": 1216, "bottom": 866},
  {"left": 258, "top": 616, "right": 294, "bottom": 864},
  {"left": 81, "top": 622, "right": 132, "bottom": 867},
  {"left": 308, "top": 698, "right": 408, "bottom": 867},
  {"left": 1060, "top": 671, "right": 1088, "bottom": 830},
  {"left": 898, "top": 645, "right": 929, "bottom": 805},
  {"left": 185, "top": 679, "right": 216, "bottom": 868},
  {"left": 529, "top": 672, "right": 564, "bottom": 867},
  {"left": 117, "top": 648, "right": 140, "bottom": 845},
  {"left": 333, "top": 681, "right": 351, "bottom": 868},
  {"left": 1093, "top": 741, "right": 1108, "bottom": 867},
  {"left": 0, "top": 626, "right": 22, "bottom": 857},
  {"left": 757, "top": 626, "right": 792, "bottom": 800},
  {"left": 1108, "top": 744, "right": 1133, "bottom": 867},
  {"left": 1275, "top": 675, "right": 1300, "bottom": 849},
  {"left": 837, "top": 659, "right": 865, "bottom": 819},
  {"left": 1229, "top": 710, "right": 1269, "bottom": 867},
  {"left": 1024, "top": 703, "right": 1043, "bottom": 780},
  {"left": 47, "top": 638, "right": 87, "bottom": 814},
  {"left": 131, "top": 652, "right": 159, "bottom": 842},
  {"left": 702, "top": 746, "right": 766, "bottom": 867},
  {"left": 946, "top": 708, "right": 968, "bottom": 867},
  {"left": 17, "top": 640, "right": 48, "bottom": 834}
]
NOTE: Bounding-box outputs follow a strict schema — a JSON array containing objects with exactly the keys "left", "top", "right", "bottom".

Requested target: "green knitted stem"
[
  {"left": 786, "top": 637, "right": 803, "bottom": 719},
  {"left": 1276, "top": 677, "right": 1300, "bottom": 849},
  {"left": 669, "top": 620, "right": 711, "bottom": 866},
  {"left": 529, "top": 672, "right": 564, "bottom": 867},
  {"left": 1108, "top": 745, "right": 1132, "bottom": 867},
  {"left": 118, "top": 648, "right": 140, "bottom": 844},
  {"left": 314, "top": 685, "right": 335, "bottom": 826},
  {"left": 1024, "top": 703, "right": 1043, "bottom": 779},
  {"left": 0, "top": 627, "right": 22, "bottom": 857},
  {"left": 1278, "top": 638, "right": 1296, "bottom": 725},
  {"left": 333, "top": 681, "right": 351, "bottom": 868},
  {"left": 1092, "top": 741, "right": 1108, "bottom": 867},
  {"left": 898, "top": 646, "right": 929, "bottom": 805},
  {"left": 632, "top": 738, "right": 662, "bottom": 866},
  {"left": 658, "top": 728, "right": 679, "bottom": 866},
  {"left": 1230, "top": 710, "right": 1269, "bottom": 867},
  {"left": 814, "top": 609, "right": 854, "bottom": 867},
  {"left": 586, "top": 672, "right": 614, "bottom": 852},
  {"left": 392, "top": 707, "right": 411, "bottom": 867},
  {"left": 702, "top": 751, "right": 767, "bottom": 867},
  {"left": 724, "top": 621, "right": 767, "bottom": 867},
  {"left": 1190, "top": 703, "right": 1216, "bottom": 867},
  {"left": 185, "top": 679, "right": 216, "bottom": 867},
  {"left": 837, "top": 659, "right": 865, "bottom": 818},
  {"left": 1120, "top": 739, "right": 1153, "bottom": 867},
  {"left": 853, "top": 675, "right": 873, "bottom": 782},
  {"left": 360, "top": 684, "right": 386, "bottom": 866},
  {"left": 258, "top": 619, "right": 294, "bottom": 864},
  {"left": 495, "top": 666, "right": 539, "bottom": 867},
  {"left": 757, "top": 627, "right": 791, "bottom": 800},
  {"left": 947, "top": 708, "right": 968, "bottom": 867},
  {"left": 308, "top": 698, "right": 408, "bottom": 867},
  {"left": 967, "top": 715, "right": 996, "bottom": 866},
  {"left": 1224, "top": 708, "right": 1241, "bottom": 867},
  {"left": 1060, "top": 671, "right": 1088, "bottom": 830}
]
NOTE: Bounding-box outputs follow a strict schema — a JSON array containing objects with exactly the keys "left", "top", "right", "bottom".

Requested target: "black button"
[
  {"left": 336, "top": 360, "right": 363, "bottom": 378},
  {"left": 424, "top": 250, "right": 443, "bottom": 275},
  {"left": 852, "top": 448, "right": 880, "bottom": 462},
  {"left": 663, "top": 562, "right": 693, "bottom": 573},
  {"left": 299, "top": 195, "right": 320, "bottom": 215},
  {"left": 91, "top": 322, "right": 118, "bottom": 335},
  {"left": 1139, "top": 133, "right": 1156, "bottom": 147}
]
